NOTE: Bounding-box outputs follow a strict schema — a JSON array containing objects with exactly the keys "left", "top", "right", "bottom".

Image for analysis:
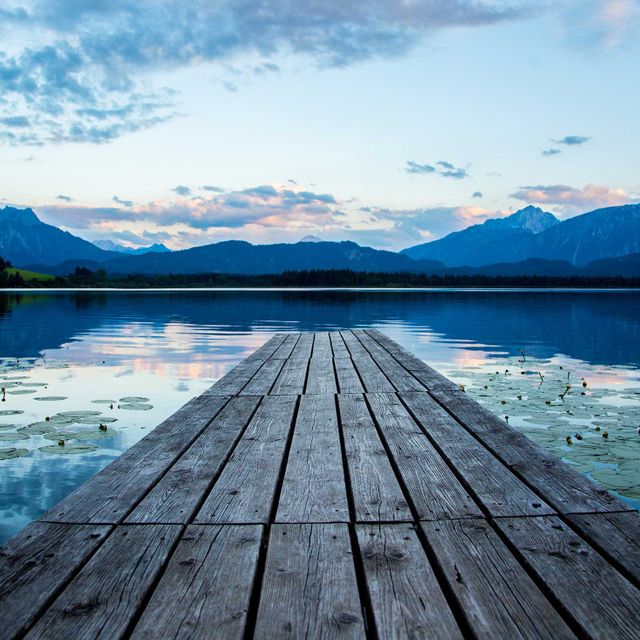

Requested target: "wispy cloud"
[
  {"left": 113, "top": 195, "right": 133, "bottom": 207},
  {"left": 405, "top": 161, "right": 436, "bottom": 174},
  {"left": 56, "top": 194, "right": 73, "bottom": 202},
  {"left": 405, "top": 159, "right": 469, "bottom": 179},
  {"left": 542, "top": 148, "right": 562, "bottom": 156},
  {"left": 472, "top": 191, "right": 483, "bottom": 198},
  {"left": 172, "top": 185, "right": 192, "bottom": 197},
  {"left": 551, "top": 135, "right": 591, "bottom": 146},
  {"left": 0, "top": 1, "right": 533, "bottom": 146},
  {"left": 510, "top": 183, "right": 635, "bottom": 213}
]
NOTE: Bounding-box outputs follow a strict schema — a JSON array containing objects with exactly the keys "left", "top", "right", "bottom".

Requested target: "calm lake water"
[{"left": 1, "top": 289, "right": 639, "bottom": 543}]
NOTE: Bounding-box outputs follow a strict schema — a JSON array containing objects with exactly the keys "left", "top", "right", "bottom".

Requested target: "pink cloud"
[{"left": 510, "top": 183, "right": 634, "bottom": 213}]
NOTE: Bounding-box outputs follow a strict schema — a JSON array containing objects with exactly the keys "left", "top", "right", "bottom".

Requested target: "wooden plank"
[
  {"left": 126, "top": 396, "right": 260, "bottom": 524},
  {"left": 352, "top": 353, "right": 395, "bottom": 393},
  {"left": 401, "top": 391, "right": 556, "bottom": 517},
  {"left": 254, "top": 523, "right": 365, "bottom": 639},
  {"left": 422, "top": 519, "right": 576, "bottom": 640},
  {"left": 354, "top": 330, "right": 425, "bottom": 391},
  {"left": 429, "top": 386, "right": 632, "bottom": 514},
  {"left": 41, "top": 395, "right": 230, "bottom": 524},
  {"left": 356, "top": 523, "right": 463, "bottom": 640},
  {"left": 276, "top": 394, "right": 349, "bottom": 522},
  {"left": 0, "top": 522, "right": 111, "bottom": 639},
  {"left": 367, "top": 393, "right": 482, "bottom": 521},
  {"left": 269, "top": 357, "right": 308, "bottom": 395},
  {"left": 338, "top": 394, "right": 411, "bottom": 522},
  {"left": 305, "top": 357, "right": 338, "bottom": 395},
  {"left": 335, "top": 356, "right": 365, "bottom": 394},
  {"left": 495, "top": 515, "right": 640, "bottom": 640},
  {"left": 244, "top": 334, "right": 287, "bottom": 362},
  {"left": 204, "top": 359, "right": 265, "bottom": 395},
  {"left": 26, "top": 524, "right": 182, "bottom": 640},
  {"left": 340, "top": 330, "right": 370, "bottom": 358},
  {"left": 290, "top": 331, "right": 314, "bottom": 359},
  {"left": 312, "top": 331, "right": 332, "bottom": 358},
  {"left": 329, "top": 331, "right": 351, "bottom": 358},
  {"left": 195, "top": 395, "right": 297, "bottom": 524},
  {"left": 130, "top": 525, "right": 262, "bottom": 640},
  {"left": 566, "top": 511, "right": 640, "bottom": 585},
  {"left": 239, "top": 357, "right": 285, "bottom": 395},
  {"left": 269, "top": 333, "right": 300, "bottom": 360}
]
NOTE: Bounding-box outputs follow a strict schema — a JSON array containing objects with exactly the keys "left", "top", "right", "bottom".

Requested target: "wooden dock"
[{"left": 1, "top": 329, "right": 639, "bottom": 639}]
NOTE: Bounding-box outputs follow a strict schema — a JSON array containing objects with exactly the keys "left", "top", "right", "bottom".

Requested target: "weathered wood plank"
[
  {"left": 290, "top": 332, "right": 314, "bottom": 359},
  {"left": 195, "top": 395, "right": 297, "bottom": 524},
  {"left": 429, "top": 386, "right": 631, "bottom": 514},
  {"left": 126, "top": 396, "right": 260, "bottom": 524},
  {"left": 352, "top": 353, "right": 396, "bottom": 393},
  {"left": 244, "top": 334, "right": 287, "bottom": 362},
  {"left": 204, "top": 359, "right": 265, "bottom": 395},
  {"left": 338, "top": 394, "right": 411, "bottom": 522},
  {"left": 495, "top": 515, "right": 640, "bottom": 640},
  {"left": 269, "top": 333, "right": 300, "bottom": 360},
  {"left": 330, "top": 331, "right": 351, "bottom": 358},
  {"left": 305, "top": 357, "right": 338, "bottom": 395},
  {"left": 0, "top": 522, "right": 111, "bottom": 639},
  {"left": 26, "top": 524, "right": 182, "bottom": 640},
  {"left": 312, "top": 331, "right": 332, "bottom": 358},
  {"left": 566, "top": 511, "right": 640, "bottom": 585},
  {"left": 354, "top": 330, "right": 425, "bottom": 392},
  {"left": 276, "top": 394, "right": 350, "bottom": 522},
  {"left": 40, "top": 395, "right": 231, "bottom": 524},
  {"left": 401, "top": 391, "right": 555, "bottom": 517},
  {"left": 239, "top": 357, "right": 285, "bottom": 395},
  {"left": 335, "top": 356, "right": 366, "bottom": 394},
  {"left": 254, "top": 523, "right": 365, "bottom": 639},
  {"left": 356, "top": 523, "right": 463, "bottom": 640},
  {"left": 130, "top": 525, "right": 262, "bottom": 640},
  {"left": 269, "top": 356, "right": 308, "bottom": 395},
  {"left": 422, "top": 519, "right": 576, "bottom": 639},
  {"left": 340, "top": 330, "right": 370, "bottom": 358},
  {"left": 367, "top": 393, "right": 482, "bottom": 521}
]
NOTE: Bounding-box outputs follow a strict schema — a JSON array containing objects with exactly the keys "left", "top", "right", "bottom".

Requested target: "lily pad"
[
  {"left": 0, "top": 423, "right": 17, "bottom": 431},
  {"left": 57, "top": 410, "right": 102, "bottom": 418},
  {"left": 39, "top": 443, "right": 99, "bottom": 455},
  {"left": 91, "top": 399, "right": 116, "bottom": 404},
  {"left": 10, "top": 389, "right": 36, "bottom": 395},
  {"left": 0, "top": 410, "right": 24, "bottom": 416},
  {"left": 0, "top": 432, "right": 29, "bottom": 442},
  {"left": 18, "top": 422, "right": 55, "bottom": 435},
  {"left": 43, "top": 427, "right": 117, "bottom": 441},
  {"left": 119, "top": 396, "right": 150, "bottom": 403},
  {"left": 119, "top": 403, "right": 153, "bottom": 411},
  {"left": 75, "top": 416, "right": 118, "bottom": 424},
  {"left": 0, "top": 447, "right": 29, "bottom": 460},
  {"left": 34, "top": 396, "right": 68, "bottom": 402}
]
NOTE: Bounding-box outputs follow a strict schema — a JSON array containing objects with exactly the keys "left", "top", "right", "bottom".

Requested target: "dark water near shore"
[{"left": 1, "top": 289, "right": 639, "bottom": 543}]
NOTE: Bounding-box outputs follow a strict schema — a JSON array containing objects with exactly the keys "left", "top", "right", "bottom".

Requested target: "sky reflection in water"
[{"left": 1, "top": 289, "right": 639, "bottom": 543}]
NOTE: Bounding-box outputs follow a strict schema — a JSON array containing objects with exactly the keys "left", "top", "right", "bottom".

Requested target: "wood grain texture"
[
  {"left": 130, "top": 525, "right": 262, "bottom": 640},
  {"left": 352, "top": 353, "right": 396, "bottom": 393},
  {"left": 340, "top": 330, "right": 370, "bottom": 358},
  {"left": 239, "top": 357, "right": 285, "bottom": 395},
  {"left": 40, "top": 395, "right": 230, "bottom": 524},
  {"left": 356, "top": 523, "right": 463, "bottom": 640},
  {"left": 195, "top": 395, "right": 297, "bottom": 524},
  {"left": 276, "top": 394, "right": 349, "bottom": 522},
  {"left": 270, "top": 356, "right": 309, "bottom": 395},
  {"left": 254, "top": 523, "right": 365, "bottom": 639},
  {"left": 0, "top": 522, "right": 111, "bottom": 639},
  {"left": 244, "top": 334, "right": 287, "bottom": 362},
  {"left": 566, "top": 511, "right": 640, "bottom": 585},
  {"left": 290, "top": 332, "right": 314, "bottom": 359},
  {"left": 306, "top": 357, "right": 338, "bottom": 395},
  {"left": 428, "top": 386, "right": 631, "bottom": 514},
  {"left": 269, "top": 333, "right": 301, "bottom": 360},
  {"left": 367, "top": 393, "right": 482, "bottom": 521},
  {"left": 329, "top": 331, "right": 351, "bottom": 358},
  {"left": 495, "top": 515, "right": 640, "bottom": 640},
  {"left": 335, "top": 357, "right": 365, "bottom": 394},
  {"left": 126, "top": 396, "right": 260, "bottom": 524},
  {"left": 422, "top": 519, "right": 576, "bottom": 640},
  {"left": 401, "top": 391, "right": 555, "bottom": 517},
  {"left": 312, "top": 331, "right": 332, "bottom": 358},
  {"left": 338, "top": 394, "right": 411, "bottom": 522},
  {"left": 26, "top": 524, "right": 182, "bottom": 640}
]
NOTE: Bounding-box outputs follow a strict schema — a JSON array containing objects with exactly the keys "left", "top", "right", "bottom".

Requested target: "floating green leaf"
[
  {"left": 119, "top": 403, "right": 153, "bottom": 411},
  {"left": 119, "top": 396, "right": 150, "bottom": 403},
  {"left": 0, "top": 447, "right": 29, "bottom": 460},
  {"left": 39, "top": 443, "right": 99, "bottom": 455},
  {"left": 34, "top": 396, "right": 68, "bottom": 402},
  {"left": 0, "top": 432, "right": 29, "bottom": 442}
]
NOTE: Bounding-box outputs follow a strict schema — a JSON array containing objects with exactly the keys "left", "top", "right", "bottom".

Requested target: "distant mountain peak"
[
  {"left": 0, "top": 206, "right": 40, "bottom": 226},
  {"left": 92, "top": 240, "right": 171, "bottom": 255},
  {"left": 484, "top": 206, "right": 558, "bottom": 233},
  {"left": 299, "top": 235, "right": 323, "bottom": 243}
]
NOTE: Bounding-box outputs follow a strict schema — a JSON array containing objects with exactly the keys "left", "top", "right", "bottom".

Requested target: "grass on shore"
[{"left": 6, "top": 267, "right": 54, "bottom": 282}]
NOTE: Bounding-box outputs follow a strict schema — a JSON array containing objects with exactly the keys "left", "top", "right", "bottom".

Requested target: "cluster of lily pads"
[{"left": 446, "top": 356, "right": 640, "bottom": 500}]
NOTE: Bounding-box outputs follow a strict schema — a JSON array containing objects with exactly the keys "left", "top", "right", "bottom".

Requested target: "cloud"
[
  {"left": 563, "top": 0, "right": 640, "bottom": 48},
  {"left": 551, "top": 135, "right": 591, "bottom": 146},
  {"left": 0, "top": 115, "right": 30, "bottom": 127},
  {"left": 201, "top": 185, "right": 225, "bottom": 192},
  {"left": 172, "top": 185, "right": 192, "bottom": 196},
  {"left": 510, "top": 183, "right": 635, "bottom": 213},
  {"left": 113, "top": 195, "right": 133, "bottom": 207},
  {"left": 542, "top": 148, "right": 562, "bottom": 156},
  {"left": 405, "top": 161, "right": 436, "bottom": 174},
  {"left": 472, "top": 191, "right": 483, "bottom": 198},
  {"left": 56, "top": 194, "right": 73, "bottom": 202},
  {"left": 0, "top": 1, "right": 533, "bottom": 146}
]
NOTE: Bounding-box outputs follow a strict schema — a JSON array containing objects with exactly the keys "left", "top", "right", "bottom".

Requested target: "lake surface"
[{"left": 1, "top": 289, "right": 639, "bottom": 543}]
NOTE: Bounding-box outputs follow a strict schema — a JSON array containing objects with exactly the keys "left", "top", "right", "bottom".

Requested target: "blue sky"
[{"left": 1, "top": 0, "right": 639, "bottom": 250}]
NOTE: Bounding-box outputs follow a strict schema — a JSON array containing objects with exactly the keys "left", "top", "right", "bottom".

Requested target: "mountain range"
[
  {"left": 92, "top": 240, "right": 171, "bottom": 255},
  {"left": 1, "top": 202, "right": 640, "bottom": 277}
]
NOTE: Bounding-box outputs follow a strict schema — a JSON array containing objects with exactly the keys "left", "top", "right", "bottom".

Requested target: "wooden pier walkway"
[{"left": 1, "top": 329, "right": 639, "bottom": 639}]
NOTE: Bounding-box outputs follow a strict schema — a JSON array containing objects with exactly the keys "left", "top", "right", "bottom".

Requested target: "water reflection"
[{"left": 0, "top": 289, "right": 639, "bottom": 543}]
